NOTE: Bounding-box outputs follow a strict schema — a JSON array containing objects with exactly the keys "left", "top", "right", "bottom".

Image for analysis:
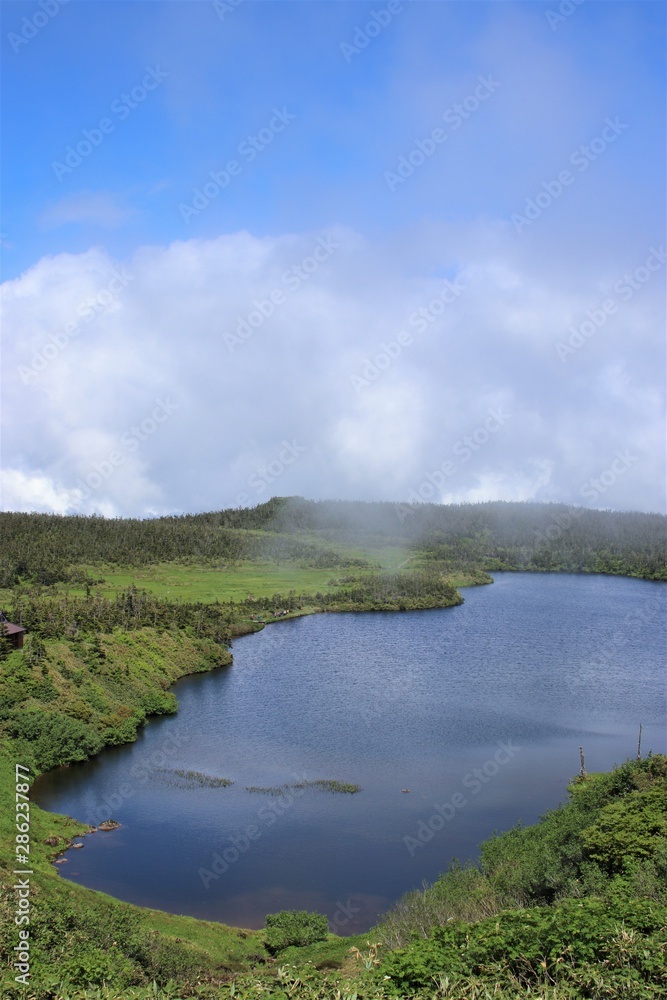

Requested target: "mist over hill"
[{"left": 1, "top": 497, "right": 665, "bottom": 585}]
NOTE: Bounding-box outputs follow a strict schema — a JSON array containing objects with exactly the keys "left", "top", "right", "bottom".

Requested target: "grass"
[
  {"left": 155, "top": 769, "right": 234, "bottom": 788},
  {"left": 278, "top": 933, "right": 370, "bottom": 971},
  {"left": 66, "top": 562, "right": 357, "bottom": 603},
  {"left": 245, "top": 780, "right": 361, "bottom": 795},
  {"left": 52, "top": 548, "right": 487, "bottom": 607}
]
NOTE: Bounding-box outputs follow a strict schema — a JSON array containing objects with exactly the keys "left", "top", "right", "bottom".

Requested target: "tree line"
[
  {"left": 1, "top": 497, "right": 664, "bottom": 587},
  {"left": 0, "top": 503, "right": 367, "bottom": 588}
]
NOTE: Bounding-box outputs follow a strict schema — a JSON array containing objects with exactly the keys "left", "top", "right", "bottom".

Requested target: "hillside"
[{"left": 1, "top": 497, "right": 665, "bottom": 587}]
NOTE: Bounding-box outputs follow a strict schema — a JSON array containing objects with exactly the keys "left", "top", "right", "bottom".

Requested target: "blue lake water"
[{"left": 32, "top": 572, "right": 667, "bottom": 933}]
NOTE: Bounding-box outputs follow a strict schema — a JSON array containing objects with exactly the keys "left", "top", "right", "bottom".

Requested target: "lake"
[{"left": 31, "top": 572, "right": 667, "bottom": 933}]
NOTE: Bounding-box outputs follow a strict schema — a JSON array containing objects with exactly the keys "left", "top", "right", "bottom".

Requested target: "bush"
[
  {"left": 582, "top": 787, "right": 667, "bottom": 870},
  {"left": 57, "top": 947, "right": 137, "bottom": 989},
  {"left": 7, "top": 709, "right": 104, "bottom": 770},
  {"left": 132, "top": 929, "right": 212, "bottom": 985},
  {"left": 264, "top": 910, "right": 329, "bottom": 953},
  {"left": 139, "top": 689, "right": 178, "bottom": 716}
]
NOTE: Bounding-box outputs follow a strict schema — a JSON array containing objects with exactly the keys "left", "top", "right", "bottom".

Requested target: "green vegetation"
[
  {"left": 374, "top": 756, "right": 667, "bottom": 998},
  {"left": 264, "top": 911, "right": 330, "bottom": 954},
  {"left": 300, "top": 779, "right": 361, "bottom": 794},
  {"left": 311, "top": 571, "right": 463, "bottom": 612},
  {"left": 0, "top": 497, "right": 665, "bottom": 997},
  {"left": 155, "top": 770, "right": 233, "bottom": 788},
  {"left": 63, "top": 562, "right": 363, "bottom": 605},
  {"left": 377, "top": 896, "right": 666, "bottom": 998},
  {"left": 0, "top": 500, "right": 371, "bottom": 589},
  {"left": 245, "top": 780, "right": 361, "bottom": 795},
  {"left": 2, "top": 496, "right": 665, "bottom": 591},
  {"left": 0, "top": 629, "right": 228, "bottom": 774},
  {"left": 270, "top": 496, "right": 666, "bottom": 580}
]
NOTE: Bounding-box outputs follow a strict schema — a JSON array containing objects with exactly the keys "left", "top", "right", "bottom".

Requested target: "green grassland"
[
  {"left": 68, "top": 562, "right": 352, "bottom": 603},
  {"left": 46, "top": 544, "right": 484, "bottom": 607}
]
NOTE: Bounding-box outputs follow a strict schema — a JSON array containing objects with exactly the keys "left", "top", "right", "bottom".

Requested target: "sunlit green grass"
[
  {"left": 61, "top": 542, "right": 421, "bottom": 604},
  {"left": 57, "top": 540, "right": 481, "bottom": 606},
  {"left": 67, "top": 562, "right": 346, "bottom": 603}
]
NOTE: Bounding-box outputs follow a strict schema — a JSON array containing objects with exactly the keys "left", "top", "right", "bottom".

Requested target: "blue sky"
[{"left": 1, "top": 0, "right": 665, "bottom": 515}]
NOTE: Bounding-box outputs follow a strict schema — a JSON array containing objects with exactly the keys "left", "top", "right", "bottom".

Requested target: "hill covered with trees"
[{"left": 1, "top": 497, "right": 665, "bottom": 586}]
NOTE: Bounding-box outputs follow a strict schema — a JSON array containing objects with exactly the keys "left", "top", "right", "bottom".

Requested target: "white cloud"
[
  {"left": 1, "top": 224, "right": 664, "bottom": 516},
  {"left": 0, "top": 469, "right": 113, "bottom": 517},
  {"left": 39, "top": 191, "right": 136, "bottom": 230},
  {"left": 442, "top": 462, "right": 555, "bottom": 506}
]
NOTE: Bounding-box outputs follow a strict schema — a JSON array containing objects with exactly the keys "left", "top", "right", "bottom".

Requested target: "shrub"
[
  {"left": 7, "top": 710, "right": 104, "bottom": 770},
  {"left": 139, "top": 689, "right": 178, "bottom": 716},
  {"left": 581, "top": 788, "right": 667, "bottom": 870},
  {"left": 264, "top": 910, "right": 329, "bottom": 953}
]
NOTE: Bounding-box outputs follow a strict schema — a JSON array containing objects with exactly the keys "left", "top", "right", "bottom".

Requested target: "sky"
[{"left": 1, "top": 0, "right": 665, "bottom": 517}]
